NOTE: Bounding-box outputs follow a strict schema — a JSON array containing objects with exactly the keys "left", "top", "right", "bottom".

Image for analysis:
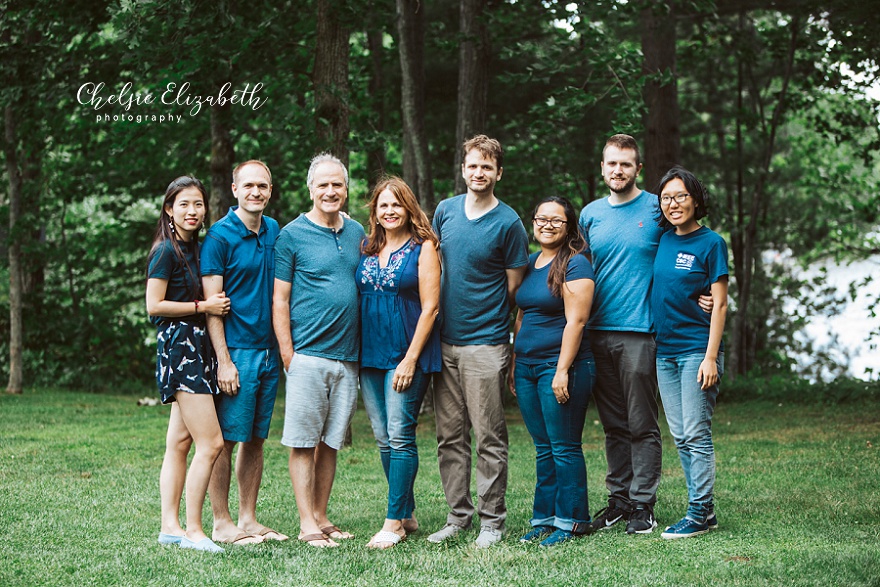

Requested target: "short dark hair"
[
  {"left": 603, "top": 134, "right": 641, "bottom": 167},
  {"left": 462, "top": 134, "right": 503, "bottom": 169},
  {"left": 655, "top": 166, "right": 709, "bottom": 229}
]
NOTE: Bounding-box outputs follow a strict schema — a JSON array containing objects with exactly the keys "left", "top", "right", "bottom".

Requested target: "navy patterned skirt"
[{"left": 155, "top": 320, "right": 218, "bottom": 404}]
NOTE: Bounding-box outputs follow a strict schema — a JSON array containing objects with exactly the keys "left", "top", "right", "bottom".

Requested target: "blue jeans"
[
  {"left": 514, "top": 358, "right": 595, "bottom": 532},
  {"left": 360, "top": 366, "right": 429, "bottom": 520},
  {"left": 656, "top": 353, "right": 723, "bottom": 523}
]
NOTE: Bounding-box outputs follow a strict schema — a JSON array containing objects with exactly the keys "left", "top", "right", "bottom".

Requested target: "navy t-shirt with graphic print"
[{"left": 651, "top": 226, "right": 728, "bottom": 358}]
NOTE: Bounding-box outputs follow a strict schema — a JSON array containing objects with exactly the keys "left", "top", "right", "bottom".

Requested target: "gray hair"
[{"left": 306, "top": 153, "right": 349, "bottom": 189}]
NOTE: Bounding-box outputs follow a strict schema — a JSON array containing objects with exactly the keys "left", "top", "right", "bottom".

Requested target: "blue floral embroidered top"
[{"left": 357, "top": 238, "right": 441, "bottom": 373}]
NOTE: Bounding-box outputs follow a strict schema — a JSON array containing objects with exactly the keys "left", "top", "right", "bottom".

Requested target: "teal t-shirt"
[
  {"left": 578, "top": 191, "right": 664, "bottom": 333},
  {"left": 274, "top": 214, "right": 365, "bottom": 362},
  {"left": 652, "top": 226, "right": 729, "bottom": 358},
  {"left": 432, "top": 194, "right": 529, "bottom": 345}
]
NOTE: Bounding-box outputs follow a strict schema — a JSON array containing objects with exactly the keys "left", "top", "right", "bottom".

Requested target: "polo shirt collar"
[{"left": 226, "top": 206, "right": 268, "bottom": 238}]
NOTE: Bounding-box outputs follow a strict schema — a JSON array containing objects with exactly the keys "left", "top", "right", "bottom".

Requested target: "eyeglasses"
[
  {"left": 660, "top": 193, "right": 690, "bottom": 206},
  {"left": 533, "top": 216, "right": 567, "bottom": 228}
]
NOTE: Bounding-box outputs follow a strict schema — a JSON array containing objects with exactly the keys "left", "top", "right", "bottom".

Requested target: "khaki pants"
[{"left": 434, "top": 343, "right": 509, "bottom": 531}]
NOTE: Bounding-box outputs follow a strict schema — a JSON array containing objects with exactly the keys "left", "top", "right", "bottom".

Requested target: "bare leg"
[
  {"left": 312, "top": 442, "right": 351, "bottom": 538},
  {"left": 235, "top": 438, "right": 263, "bottom": 527},
  {"left": 175, "top": 393, "right": 225, "bottom": 542},
  {"left": 208, "top": 439, "right": 240, "bottom": 541},
  {"left": 289, "top": 447, "right": 336, "bottom": 547},
  {"left": 236, "top": 438, "right": 288, "bottom": 540},
  {"left": 159, "top": 403, "right": 191, "bottom": 536}
]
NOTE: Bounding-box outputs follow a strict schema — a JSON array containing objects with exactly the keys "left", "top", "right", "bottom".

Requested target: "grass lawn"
[{"left": 1, "top": 388, "right": 878, "bottom": 587}]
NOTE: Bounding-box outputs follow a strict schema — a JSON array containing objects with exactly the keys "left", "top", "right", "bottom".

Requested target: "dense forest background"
[{"left": 2, "top": 0, "right": 879, "bottom": 393}]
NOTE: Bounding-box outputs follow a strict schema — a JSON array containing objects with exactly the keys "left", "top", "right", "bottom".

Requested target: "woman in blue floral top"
[{"left": 357, "top": 176, "right": 441, "bottom": 548}]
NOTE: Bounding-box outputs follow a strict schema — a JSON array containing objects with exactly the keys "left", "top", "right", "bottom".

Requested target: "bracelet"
[{"left": 194, "top": 299, "right": 200, "bottom": 314}]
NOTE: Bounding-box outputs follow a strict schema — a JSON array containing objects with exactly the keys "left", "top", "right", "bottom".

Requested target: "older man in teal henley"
[{"left": 272, "top": 153, "right": 365, "bottom": 547}]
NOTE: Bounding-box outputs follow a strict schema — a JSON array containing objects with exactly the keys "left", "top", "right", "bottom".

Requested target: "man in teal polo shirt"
[
  {"left": 272, "top": 153, "right": 365, "bottom": 548},
  {"left": 201, "top": 159, "right": 287, "bottom": 544}
]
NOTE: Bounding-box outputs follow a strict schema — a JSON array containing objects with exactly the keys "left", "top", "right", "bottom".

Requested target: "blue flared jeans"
[
  {"left": 359, "top": 366, "right": 429, "bottom": 520},
  {"left": 514, "top": 358, "right": 595, "bottom": 532},
  {"left": 656, "top": 353, "right": 722, "bottom": 523}
]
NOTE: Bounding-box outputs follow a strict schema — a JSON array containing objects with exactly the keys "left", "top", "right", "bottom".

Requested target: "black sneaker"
[
  {"left": 625, "top": 505, "right": 658, "bottom": 534},
  {"left": 590, "top": 501, "right": 630, "bottom": 531}
]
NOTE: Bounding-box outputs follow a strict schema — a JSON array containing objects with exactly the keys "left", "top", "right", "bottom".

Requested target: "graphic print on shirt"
[{"left": 675, "top": 252, "right": 696, "bottom": 271}]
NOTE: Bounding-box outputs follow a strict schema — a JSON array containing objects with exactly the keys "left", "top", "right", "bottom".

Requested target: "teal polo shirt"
[{"left": 200, "top": 206, "right": 279, "bottom": 349}]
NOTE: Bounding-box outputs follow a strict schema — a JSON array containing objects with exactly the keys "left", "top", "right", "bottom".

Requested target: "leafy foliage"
[{"left": 1, "top": 0, "right": 879, "bottom": 389}]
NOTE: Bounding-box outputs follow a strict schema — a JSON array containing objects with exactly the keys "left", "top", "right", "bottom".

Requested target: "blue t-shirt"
[
  {"left": 652, "top": 226, "right": 729, "bottom": 358},
  {"left": 578, "top": 191, "right": 664, "bottom": 332},
  {"left": 432, "top": 195, "right": 529, "bottom": 345},
  {"left": 147, "top": 239, "right": 201, "bottom": 326},
  {"left": 274, "top": 214, "right": 365, "bottom": 362},
  {"left": 357, "top": 239, "right": 442, "bottom": 373},
  {"left": 514, "top": 252, "right": 595, "bottom": 364},
  {"left": 200, "top": 207, "right": 279, "bottom": 349}
]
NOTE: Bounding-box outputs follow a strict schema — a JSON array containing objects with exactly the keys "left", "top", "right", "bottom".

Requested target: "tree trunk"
[
  {"left": 4, "top": 106, "right": 23, "bottom": 394},
  {"left": 366, "top": 28, "right": 387, "bottom": 192},
  {"left": 396, "top": 0, "right": 434, "bottom": 210},
  {"left": 453, "top": 0, "right": 490, "bottom": 195},
  {"left": 315, "top": 0, "right": 351, "bottom": 169},
  {"left": 210, "top": 100, "right": 235, "bottom": 225},
  {"left": 640, "top": 0, "right": 680, "bottom": 193},
  {"left": 728, "top": 13, "right": 800, "bottom": 377}
]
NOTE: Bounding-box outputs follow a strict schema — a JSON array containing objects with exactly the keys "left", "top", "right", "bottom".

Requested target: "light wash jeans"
[
  {"left": 514, "top": 358, "right": 595, "bottom": 533},
  {"left": 656, "top": 352, "right": 723, "bottom": 523},
  {"left": 360, "top": 366, "right": 429, "bottom": 520}
]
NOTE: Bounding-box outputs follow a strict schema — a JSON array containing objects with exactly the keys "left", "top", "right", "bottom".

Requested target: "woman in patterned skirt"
[{"left": 146, "top": 176, "right": 231, "bottom": 552}]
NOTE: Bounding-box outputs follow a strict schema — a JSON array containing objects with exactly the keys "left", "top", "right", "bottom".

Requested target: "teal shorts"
[{"left": 215, "top": 347, "right": 279, "bottom": 443}]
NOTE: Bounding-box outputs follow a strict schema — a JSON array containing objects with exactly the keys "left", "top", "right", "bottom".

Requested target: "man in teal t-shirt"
[
  {"left": 578, "top": 135, "right": 664, "bottom": 535},
  {"left": 579, "top": 135, "right": 711, "bottom": 536},
  {"left": 272, "top": 154, "right": 365, "bottom": 547},
  {"left": 427, "top": 135, "right": 529, "bottom": 548}
]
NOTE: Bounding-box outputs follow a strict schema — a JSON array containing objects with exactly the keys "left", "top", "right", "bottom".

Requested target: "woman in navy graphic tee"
[{"left": 651, "top": 166, "right": 728, "bottom": 540}]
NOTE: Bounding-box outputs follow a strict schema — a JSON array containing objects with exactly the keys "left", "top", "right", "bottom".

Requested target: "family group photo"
[{"left": 2, "top": 1, "right": 879, "bottom": 586}]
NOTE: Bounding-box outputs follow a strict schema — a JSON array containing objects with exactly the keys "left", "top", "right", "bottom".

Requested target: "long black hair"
[
  {"left": 655, "top": 166, "right": 708, "bottom": 229},
  {"left": 533, "top": 196, "right": 586, "bottom": 298},
  {"left": 148, "top": 176, "right": 209, "bottom": 299}
]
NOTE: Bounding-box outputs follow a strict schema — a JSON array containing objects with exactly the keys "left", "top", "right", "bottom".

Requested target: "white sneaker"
[
  {"left": 474, "top": 527, "right": 503, "bottom": 548},
  {"left": 427, "top": 523, "right": 466, "bottom": 543}
]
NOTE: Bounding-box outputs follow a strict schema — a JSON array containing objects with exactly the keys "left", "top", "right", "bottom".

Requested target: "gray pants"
[
  {"left": 589, "top": 331, "right": 662, "bottom": 508},
  {"left": 434, "top": 343, "right": 509, "bottom": 530}
]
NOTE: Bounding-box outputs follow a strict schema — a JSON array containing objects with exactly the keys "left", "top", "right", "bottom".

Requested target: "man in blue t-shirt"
[
  {"left": 272, "top": 154, "right": 365, "bottom": 548},
  {"left": 201, "top": 159, "right": 287, "bottom": 545},
  {"left": 579, "top": 135, "right": 711, "bottom": 536},
  {"left": 427, "top": 135, "right": 529, "bottom": 548}
]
